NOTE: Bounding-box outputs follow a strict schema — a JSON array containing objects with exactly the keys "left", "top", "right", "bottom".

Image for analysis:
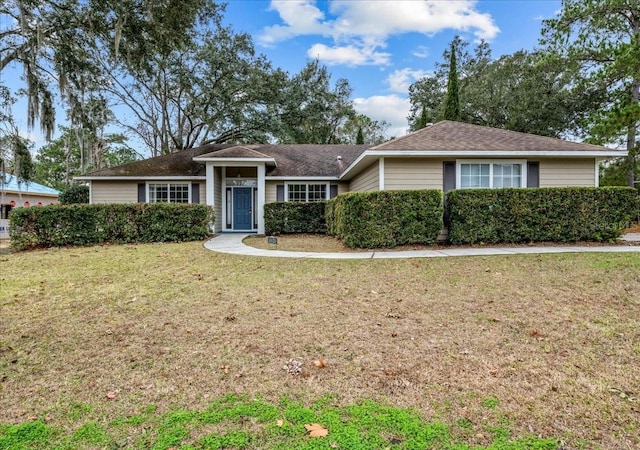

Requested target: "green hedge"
[
  {"left": 9, "top": 203, "right": 214, "bottom": 250},
  {"left": 59, "top": 184, "right": 90, "bottom": 204},
  {"left": 264, "top": 202, "right": 326, "bottom": 235},
  {"left": 326, "top": 190, "right": 443, "bottom": 248},
  {"left": 446, "top": 187, "right": 638, "bottom": 244}
]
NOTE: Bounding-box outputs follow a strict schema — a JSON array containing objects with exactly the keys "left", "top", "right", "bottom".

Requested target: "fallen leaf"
[
  {"left": 221, "top": 365, "right": 230, "bottom": 374},
  {"left": 276, "top": 419, "right": 284, "bottom": 427},
  {"left": 314, "top": 358, "right": 327, "bottom": 368},
  {"left": 106, "top": 391, "right": 117, "bottom": 399},
  {"left": 305, "top": 423, "right": 328, "bottom": 437}
]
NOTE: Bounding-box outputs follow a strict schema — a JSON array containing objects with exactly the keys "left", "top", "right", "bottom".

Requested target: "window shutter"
[
  {"left": 191, "top": 183, "right": 200, "bottom": 203},
  {"left": 443, "top": 161, "right": 456, "bottom": 192},
  {"left": 329, "top": 185, "right": 338, "bottom": 199},
  {"left": 527, "top": 162, "right": 540, "bottom": 188},
  {"left": 137, "top": 183, "right": 146, "bottom": 202},
  {"left": 276, "top": 184, "right": 285, "bottom": 201}
]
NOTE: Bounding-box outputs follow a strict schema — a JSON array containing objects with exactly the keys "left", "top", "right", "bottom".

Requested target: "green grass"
[{"left": 0, "top": 395, "right": 557, "bottom": 450}]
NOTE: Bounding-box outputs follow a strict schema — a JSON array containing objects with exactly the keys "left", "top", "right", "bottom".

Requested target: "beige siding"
[
  {"left": 265, "top": 181, "right": 279, "bottom": 204},
  {"left": 384, "top": 158, "right": 444, "bottom": 191},
  {"left": 336, "top": 182, "right": 349, "bottom": 195},
  {"left": 199, "top": 183, "right": 206, "bottom": 205},
  {"left": 213, "top": 168, "right": 222, "bottom": 232},
  {"left": 349, "top": 161, "right": 379, "bottom": 192},
  {"left": 539, "top": 158, "right": 596, "bottom": 188},
  {"left": 91, "top": 181, "right": 138, "bottom": 203}
]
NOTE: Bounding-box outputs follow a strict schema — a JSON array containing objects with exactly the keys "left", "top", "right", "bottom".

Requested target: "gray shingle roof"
[
  {"left": 80, "top": 121, "right": 619, "bottom": 179},
  {"left": 82, "top": 144, "right": 235, "bottom": 177},
  {"left": 372, "top": 120, "right": 617, "bottom": 152},
  {"left": 197, "top": 145, "right": 273, "bottom": 159},
  {"left": 260, "top": 145, "right": 369, "bottom": 177}
]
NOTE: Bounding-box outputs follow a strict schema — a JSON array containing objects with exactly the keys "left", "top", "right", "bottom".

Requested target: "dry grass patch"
[
  {"left": 1, "top": 242, "right": 639, "bottom": 448},
  {"left": 243, "top": 234, "right": 362, "bottom": 253}
]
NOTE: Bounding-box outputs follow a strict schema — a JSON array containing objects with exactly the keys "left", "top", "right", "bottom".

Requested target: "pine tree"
[
  {"left": 443, "top": 39, "right": 461, "bottom": 121},
  {"left": 356, "top": 126, "right": 364, "bottom": 144},
  {"left": 418, "top": 105, "right": 428, "bottom": 129}
]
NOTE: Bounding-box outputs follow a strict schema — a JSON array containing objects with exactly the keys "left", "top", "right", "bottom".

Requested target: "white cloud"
[
  {"left": 353, "top": 95, "right": 411, "bottom": 138},
  {"left": 307, "top": 42, "right": 391, "bottom": 66},
  {"left": 260, "top": 0, "right": 329, "bottom": 46},
  {"left": 260, "top": 0, "right": 500, "bottom": 65},
  {"left": 386, "top": 68, "right": 430, "bottom": 93},
  {"left": 412, "top": 45, "right": 430, "bottom": 58},
  {"left": 327, "top": 0, "right": 499, "bottom": 41}
]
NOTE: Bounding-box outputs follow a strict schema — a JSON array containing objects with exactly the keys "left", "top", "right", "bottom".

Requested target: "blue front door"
[{"left": 233, "top": 187, "right": 253, "bottom": 230}]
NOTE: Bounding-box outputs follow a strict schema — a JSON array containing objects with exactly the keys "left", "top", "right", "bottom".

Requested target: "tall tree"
[
  {"left": 540, "top": 0, "right": 640, "bottom": 186},
  {"left": 408, "top": 40, "right": 593, "bottom": 138},
  {"left": 443, "top": 38, "right": 460, "bottom": 121},
  {"left": 1, "top": 0, "right": 220, "bottom": 157},
  {"left": 0, "top": 83, "right": 33, "bottom": 181},
  {"left": 336, "top": 114, "right": 390, "bottom": 145},
  {"left": 102, "top": 19, "right": 280, "bottom": 155},
  {"left": 33, "top": 127, "right": 137, "bottom": 190},
  {"left": 270, "top": 60, "right": 356, "bottom": 144},
  {"left": 417, "top": 106, "right": 428, "bottom": 129}
]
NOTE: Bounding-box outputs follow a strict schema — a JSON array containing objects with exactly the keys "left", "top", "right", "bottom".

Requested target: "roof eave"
[
  {"left": 74, "top": 176, "right": 207, "bottom": 181},
  {"left": 192, "top": 157, "right": 277, "bottom": 166},
  {"left": 266, "top": 176, "right": 341, "bottom": 181}
]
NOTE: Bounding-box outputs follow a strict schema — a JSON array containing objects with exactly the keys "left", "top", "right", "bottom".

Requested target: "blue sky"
[
  {"left": 5, "top": 0, "right": 563, "bottom": 147},
  {"left": 221, "top": 0, "right": 562, "bottom": 137}
]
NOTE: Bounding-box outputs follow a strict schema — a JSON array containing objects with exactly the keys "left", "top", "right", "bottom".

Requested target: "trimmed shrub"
[
  {"left": 326, "top": 190, "right": 443, "bottom": 248},
  {"left": 446, "top": 187, "right": 638, "bottom": 244},
  {"left": 9, "top": 203, "right": 214, "bottom": 250},
  {"left": 264, "top": 202, "right": 326, "bottom": 235},
  {"left": 58, "top": 184, "right": 90, "bottom": 204}
]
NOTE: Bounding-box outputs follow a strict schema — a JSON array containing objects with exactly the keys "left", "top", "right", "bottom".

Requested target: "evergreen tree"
[
  {"left": 356, "top": 126, "right": 364, "bottom": 144},
  {"left": 418, "top": 105, "right": 428, "bottom": 129},
  {"left": 443, "top": 39, "right": 460, "bottom": 121},
  {"left": 541, "top": 0, "right": 640, "bottom": 186}
]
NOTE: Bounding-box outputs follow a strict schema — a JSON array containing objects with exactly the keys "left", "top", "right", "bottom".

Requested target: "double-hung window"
[
  {"left": 287, "top": 183, "right": 327, "bottom": 202},
  {"left": 457, "top": 161, "right": 525, "bottom": 189},
  {"left": 148, "top": 183, "right": 190, "bottom": 203}
]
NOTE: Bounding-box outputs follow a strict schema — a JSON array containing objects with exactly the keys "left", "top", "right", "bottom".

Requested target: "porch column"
[
  {"left": 257, "top": 163, "right": 266, "bottom": 234},
  {"left": 206, "top": 163, "right": 214, "bottom": 206}
]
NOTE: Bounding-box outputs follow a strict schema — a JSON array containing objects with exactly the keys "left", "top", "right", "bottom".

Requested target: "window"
[
  {"left": 492, "top": 164, "right": 522, "bottom": 188},
  {"left": 148, "top": 183, "right": 190, "bottom": 203},
  {"left": 460, "top": 163, "right": 490, "bottom": 188},
  {"left": 458, "top": 161, "right": 525, "bottom": 189},
  {"left": 287, "top": 183, "right": 327, "bottom": 202}
]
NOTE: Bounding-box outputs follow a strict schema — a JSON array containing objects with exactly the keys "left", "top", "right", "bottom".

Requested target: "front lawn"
[{"left": 1, "top": 242, "right": 639, "bottom": 448}]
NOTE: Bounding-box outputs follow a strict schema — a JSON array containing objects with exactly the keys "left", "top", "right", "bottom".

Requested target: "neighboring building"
[
  {"left": 0, "top": 172, "right": 60, "bottom": 239},
  {"left": 76, "top": 121, "right": 626, "bottom": 234}
]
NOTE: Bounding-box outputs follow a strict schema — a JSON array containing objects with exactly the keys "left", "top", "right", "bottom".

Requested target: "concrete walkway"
[{"left": 204, "top": 233, "right": 640, "bottom": 259}]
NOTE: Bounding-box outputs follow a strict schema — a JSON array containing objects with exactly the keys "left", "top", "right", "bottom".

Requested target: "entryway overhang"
[{"left": 193, "top": 147, "right": 277, "bottom": 234}]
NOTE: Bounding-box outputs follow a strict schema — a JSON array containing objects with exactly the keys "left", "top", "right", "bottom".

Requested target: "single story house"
[
  {"left": 76, "top": 120, "right": 626, "bottom": 234},
  {"left": 1, "top": 172, "right": 60, "bottom": 239}
]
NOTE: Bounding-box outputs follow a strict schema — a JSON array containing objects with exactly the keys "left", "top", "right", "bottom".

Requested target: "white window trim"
[
  {"left": 284, "top": 182, "right": 330, "bottom": 202},
  {"left": 456, "top": 159, "right": 527, "bottom": 189},
  {"left": 456, "top": 160, "right": 527, "bottom": 189},
  {"left": 146, "top": 182, "right": 192, "bottom": 203}
]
